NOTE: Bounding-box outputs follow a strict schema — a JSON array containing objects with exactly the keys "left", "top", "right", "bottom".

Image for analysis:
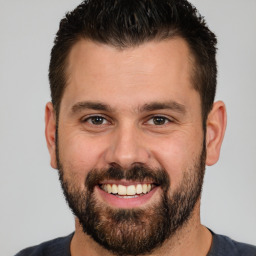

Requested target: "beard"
[{"left": 57, "top": 144, "right": 206, "bottom": 256}]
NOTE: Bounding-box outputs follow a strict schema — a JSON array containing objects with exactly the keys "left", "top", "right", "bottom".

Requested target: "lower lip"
[{"left": 95, "top": 185, "right": 159, "bottom": 209}]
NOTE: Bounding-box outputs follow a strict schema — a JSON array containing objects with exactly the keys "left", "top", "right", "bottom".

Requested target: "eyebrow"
[
  {"left": 71, "top": 101, "right": 113, "bottom": 113},
  {"left": 71, "top": 100, "right": 186, "bottom": 114},
  {"left": 140, "top": 101, "right": 186, "bottom": 114}
]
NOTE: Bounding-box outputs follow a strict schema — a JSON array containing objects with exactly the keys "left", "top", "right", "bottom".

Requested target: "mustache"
[{"left": 85, "top": 164, "right": 170, "bottom": 193}]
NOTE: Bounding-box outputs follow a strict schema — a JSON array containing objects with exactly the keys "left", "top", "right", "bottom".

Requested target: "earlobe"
[
  {"left": 205, "top": 101, "right": 227, "bottom": 166},
  {"left": 45, "top": 102, "right": 57, "bottom": 169}
]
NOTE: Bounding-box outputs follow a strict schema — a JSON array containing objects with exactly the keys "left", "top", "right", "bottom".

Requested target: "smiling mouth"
[{"left": 99, "top": 183, "right": 157, "bottom": 198}]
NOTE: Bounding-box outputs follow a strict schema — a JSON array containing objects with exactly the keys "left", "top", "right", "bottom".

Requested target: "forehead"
[
  {"left": 67, "top": 37, "right": 194, "bottom": 81},
  {"left": 62, "top": 37, "right": 198, "bottom": 112}
]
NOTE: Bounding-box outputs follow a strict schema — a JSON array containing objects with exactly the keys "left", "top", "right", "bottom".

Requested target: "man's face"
[{"left": 55, "top": 38, "right": 205, "bottom": 255}]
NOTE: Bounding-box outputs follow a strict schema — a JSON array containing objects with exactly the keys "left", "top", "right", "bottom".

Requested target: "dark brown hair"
[{"left": 49, "top": 0, "right": 217, "bottom": 124}]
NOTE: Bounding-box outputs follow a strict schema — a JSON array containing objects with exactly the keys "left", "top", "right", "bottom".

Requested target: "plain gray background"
[{"left": 0, "top": 1, "right": 255, "bottom": 255}]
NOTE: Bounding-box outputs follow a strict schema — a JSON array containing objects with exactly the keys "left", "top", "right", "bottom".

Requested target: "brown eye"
[
  {"left": 146, "top": 116, "right": 171, "bottom": 126},
  {"left": 152, "top": 116, "right": 168, "bottom": 125},
  {"left": 85, "top": 116, "right": 108, "bottom": 125}
]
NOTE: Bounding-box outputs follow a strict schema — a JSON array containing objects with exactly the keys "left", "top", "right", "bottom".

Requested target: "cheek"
[
  {"left": 57, "top": 131, "right": 107, "bottom": 179},
  {"left": 150, "top": 132, "right": 202, "bottom": 190}
]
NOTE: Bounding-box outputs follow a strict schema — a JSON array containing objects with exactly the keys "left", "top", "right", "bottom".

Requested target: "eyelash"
[
  {"left": 146, "top": 115, "right": 173, "bottom": 126},
  {"left": 81, "top": 115, "right": 173, "bottom": 126},
  {"left": 82, "top": 115, "right": 110, "bottom": 125}
]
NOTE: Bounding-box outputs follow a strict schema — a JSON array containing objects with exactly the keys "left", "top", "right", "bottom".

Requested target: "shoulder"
[
  {"left": 209, "top": 231, "right": 256, "bottom": 256},
  {"left": 14, "top": 233, "right": 74, "bottom": 256}
]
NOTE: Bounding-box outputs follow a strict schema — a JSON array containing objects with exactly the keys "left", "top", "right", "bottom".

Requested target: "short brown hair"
[{"left": 49, "top": 0, "right": 217, "bottom": 124}]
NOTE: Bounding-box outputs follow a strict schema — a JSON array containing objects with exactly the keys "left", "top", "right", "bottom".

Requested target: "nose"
[{"left": 104, "top": 124, "right": 150, "bottom": 169}]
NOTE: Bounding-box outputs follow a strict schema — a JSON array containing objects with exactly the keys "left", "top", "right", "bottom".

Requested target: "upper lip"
[{"left": 99, "top": 179, "right": 156, "bottom": 186}]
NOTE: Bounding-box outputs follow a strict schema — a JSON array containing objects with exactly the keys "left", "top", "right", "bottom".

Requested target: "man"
[{"left": 16, "top": 0, "right": 256, "bottom": 255}]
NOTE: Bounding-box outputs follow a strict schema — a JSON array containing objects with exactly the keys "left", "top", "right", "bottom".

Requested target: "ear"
[
  {"left": 45, "top": 102, "right": 57, "bottom": 169},
  {"left": 205, "top": 101, "right": 227, "bottom": 166}
]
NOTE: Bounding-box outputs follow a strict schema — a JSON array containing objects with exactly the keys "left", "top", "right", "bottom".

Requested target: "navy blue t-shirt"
[{"left": 15, "top": 231, "right": 256, "bottom": 256}]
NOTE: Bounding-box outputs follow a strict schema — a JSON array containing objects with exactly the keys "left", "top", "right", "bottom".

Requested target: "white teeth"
[
  {"left": 116, "top": 195, "right": 138, "bottom": 199},
  {"left": 126, "top": 185, "right": 136, "bottom": 196},
  {"left": 101, "top": 183, "right": 154, "bottom": 196},
  {"left": 118, "top": 185, "right": 127, "bottom": 195},
  {"left": 103, "top": 184, "right": 108, "bottom": 192},
  {"left": 142, "top": 184, "right": 148, "bottom": 194},
  {"left": 136, "top": 184, "right": 143, "bottom": 194},
  {"left": 107, "top": 184, "right": 112, "bottom": 193},
  {"left": 112, "top": 184, "right": 118, "bottom": 194}
]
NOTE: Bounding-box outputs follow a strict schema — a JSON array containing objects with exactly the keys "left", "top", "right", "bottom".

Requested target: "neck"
[
  {"left": 151, "top": 202, "right": 212, "bottom": 256},
  {"left": 70, "top": 201, "right": 212, "bottom": 256}
]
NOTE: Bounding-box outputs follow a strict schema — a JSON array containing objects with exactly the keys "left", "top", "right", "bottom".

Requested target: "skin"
[{"left": 45, "top": 37, "right": 227, "bottom": 255}]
